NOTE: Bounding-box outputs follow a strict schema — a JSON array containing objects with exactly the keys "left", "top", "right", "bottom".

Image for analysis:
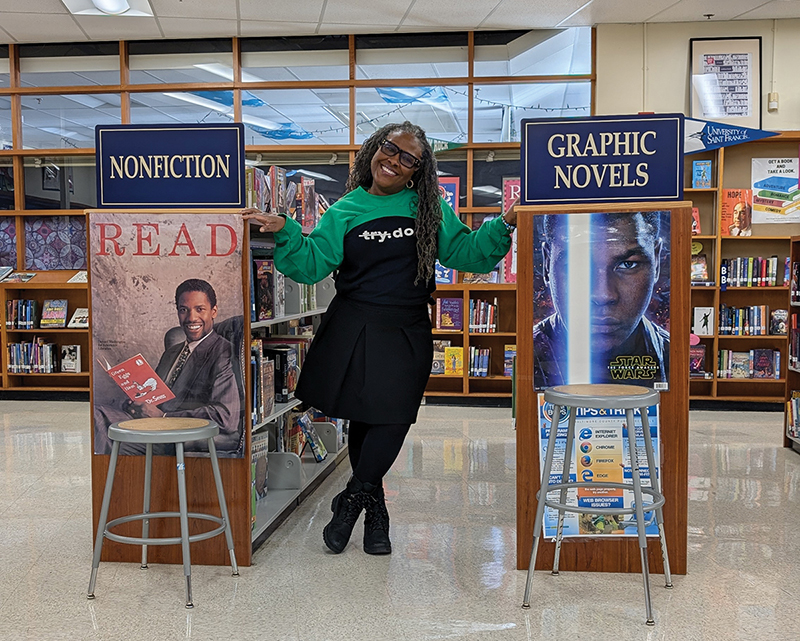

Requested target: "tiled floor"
[{"left": 0, "top": 401, "right": 798, "bottom": 640}]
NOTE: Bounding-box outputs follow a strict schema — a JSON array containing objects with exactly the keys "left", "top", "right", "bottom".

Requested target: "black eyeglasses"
[{"left": 379, "top": 139, "right": 421, "bottom": 169}]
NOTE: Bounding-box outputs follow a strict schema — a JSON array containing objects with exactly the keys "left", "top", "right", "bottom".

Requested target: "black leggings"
[{"left": 348, "top": 421, "right": 411, "bottom": 486}]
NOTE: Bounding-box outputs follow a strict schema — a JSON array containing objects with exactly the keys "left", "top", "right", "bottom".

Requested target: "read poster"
[
  {"left": 538, "top": 394, "right": 661, "bottom": 538},
  {"left": 533, "top": 210, "right": 671, "bottom": 390},
  {"left": 89, "top": 212, "right": 246, "bottom": 458}
]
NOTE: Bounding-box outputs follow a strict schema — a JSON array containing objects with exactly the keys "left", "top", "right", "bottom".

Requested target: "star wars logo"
[{"left": 607, "top": 355, "right": 658, "bottom": 380}]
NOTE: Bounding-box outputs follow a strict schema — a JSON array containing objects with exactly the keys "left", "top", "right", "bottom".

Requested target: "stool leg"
[
  {"left": 141, "top": 442, "right": 153, "bottom": 569},
  {"left": 207, "top": 438, "right": 239, "bottom": 576},
  {"left": 88, "top": 440, "right": 120, "bottom": 599},
  {"left": 626, "top": 409, "right": 654, "bottom": 626},
  {"left": 522, "top": 403, "right": 561, "bottom": 609},
  {"left": 175, "top": 443, "right": 193, "bottom": 609},
  {"left": 640, "top": 407, "right": 672, "bottom": 589},
  {"left": 552, "top": 407, "right": 576, "bottom": 576}
]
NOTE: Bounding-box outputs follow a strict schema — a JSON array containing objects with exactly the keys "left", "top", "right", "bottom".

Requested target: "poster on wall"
[
  {"left": 533, "top": 210, "right": 671, "bottom": 390},
  {"left": 538, "top": 394, "right": 660, "bottom": 538},
  {"left": 90, "top": 212, "right": 246, "bottom": 458},
  {"left": 751, "top": 157, "right": 800, "bottom": 224}
]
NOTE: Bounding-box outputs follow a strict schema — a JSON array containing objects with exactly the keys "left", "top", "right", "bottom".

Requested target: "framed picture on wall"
[{"left": 689, "top": 37, "right": 762, "bottom": 129}]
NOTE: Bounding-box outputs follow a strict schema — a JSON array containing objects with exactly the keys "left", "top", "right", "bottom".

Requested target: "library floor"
[{"left": 0, "top": 403, "right": 798, "bottom": 641}]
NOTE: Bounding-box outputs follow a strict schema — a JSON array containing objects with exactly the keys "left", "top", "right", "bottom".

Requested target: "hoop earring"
[{"left": 406, "top": 179, "right": 414, "bottom": 189}]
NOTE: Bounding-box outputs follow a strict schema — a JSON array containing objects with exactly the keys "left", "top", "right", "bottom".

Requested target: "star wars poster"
[
  {"left": 89, "top": 211, "right": 246, "bottom": 458},
  {"left": 533, "top": 210, "right": 671, "bottom": 390}
]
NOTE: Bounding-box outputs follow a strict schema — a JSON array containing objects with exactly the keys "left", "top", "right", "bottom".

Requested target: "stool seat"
[
  {"left": 110, "top": 418, "right": 218, "bottom": 444},
  {"left": 545, "top": 384, "right": 659, "bottom": 409}
]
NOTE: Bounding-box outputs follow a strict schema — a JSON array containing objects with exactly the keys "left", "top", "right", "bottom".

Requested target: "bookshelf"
[
  {"left": 784, "top": 236, "right": 800, "bottom": 454},
  {"left": 428, "top": 282, "right": 516, "bottom": 398},
  {"left": 688, "top": 134, "right": 800, "bottom": 404},
  {"left": 1, "top": 270, "right": 89, "bottom": 392}
]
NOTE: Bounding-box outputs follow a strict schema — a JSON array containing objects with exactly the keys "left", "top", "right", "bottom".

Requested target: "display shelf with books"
[
  {"left": 785, "top": 236, "right": 800, "bottom": 453},
  {"left": 0, "top": 270, "right": 89, "bottom": 392},
  {"left": 427, "top": 283, "right": 516, "bottom": 398},
  {"left": 684, "top": 135, "right": 800, "bottom": 407}
]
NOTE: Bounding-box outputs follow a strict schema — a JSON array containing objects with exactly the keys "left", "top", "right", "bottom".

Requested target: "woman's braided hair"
[{"left": 345, "top": 121, "right": 441, "bottom": 284}]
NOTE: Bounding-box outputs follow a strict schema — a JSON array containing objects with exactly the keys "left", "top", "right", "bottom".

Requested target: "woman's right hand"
[{"left": 241, "top": 208, "right": 286, "bottom": 233}]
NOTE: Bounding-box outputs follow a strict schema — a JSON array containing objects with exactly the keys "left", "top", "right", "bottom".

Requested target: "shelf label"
[
  {"left": 95, "top": 123, "right": 246, "bottom": 208},
  {"left": 520, "top": 113, "right": 684, "bottom": 205}
]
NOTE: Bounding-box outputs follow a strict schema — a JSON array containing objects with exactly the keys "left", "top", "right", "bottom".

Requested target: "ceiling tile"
[
  {"left": 74, "top": 15, "right": 162, "bottom": 39},
  {"left": 149, "top": 0, "right": 237, "bottom": 20},
  {"left": 401, "top": 0, "right": 496, "bottom": 28},
  {"left": 239, "top": 0, "right": 325, "bottom": 23},
  {"left": 478, "top": 0, "right": 590, "bottom": 29},
  {"left": 159, "top": 17, "right": 238, "bottom": 38},
  {"left": 323, "top": 0, "right": 413, "bottom": 26},
  {"left": 0, "top": 0, "right": 68, "bottom": 13},
  {"left": 318, "top": 23, "right": 397, "bottom": 34},
  {"left": 0, "top": 12, "right": 86, "bottom": 43},
  {"left": 735, "top": 1, "right": 800, "bottom": 20},
  {"left": 648, "top": 0, "right": 771, "bottom": 23},
  {"left": 557, "top": 0, "right": 678, "bottom": 26},
  {"left": 238, "top": 21, "right": 319, "bottom": 37}
]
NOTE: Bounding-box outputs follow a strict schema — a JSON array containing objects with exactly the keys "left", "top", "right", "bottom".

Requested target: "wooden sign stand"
[{"left": 515, "top": 201, "right": 691, "bottom": 574}]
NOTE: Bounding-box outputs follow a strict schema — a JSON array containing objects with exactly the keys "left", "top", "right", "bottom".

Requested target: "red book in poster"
[
  {"left": 502, "top": 177, "right": 520, "bottom": 284},
  {"left": 101, "top": 353, "right": 175, "bottom": 406}
]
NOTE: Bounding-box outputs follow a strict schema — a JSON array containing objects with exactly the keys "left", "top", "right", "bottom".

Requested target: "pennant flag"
[{"left": 685, "top": 118, "right": 778, "bottom": 154}]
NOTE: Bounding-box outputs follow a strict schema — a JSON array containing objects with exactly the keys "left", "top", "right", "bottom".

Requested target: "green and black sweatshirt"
[{"left": 274, "top": 186, "right": 512, "bottom": 306}]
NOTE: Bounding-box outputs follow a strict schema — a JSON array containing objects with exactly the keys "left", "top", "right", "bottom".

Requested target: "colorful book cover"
[
  {"left": 720, "top": 189, "right": 752, "bottom": 236},
  {"left": 431, "top": 339, "right": 451, "bottom": 375},
  {"left": 504, "top": 344, "right": 516, "bottom": 377},
  {"left": 729, "top": 351, "right": 751, "bottom": 379},
  {"left": 40, "top": 299, "right": 68, "bottom": 328},
  {"left": 254, "top": 259, "right": 285, "bottom": 320},
  {"left": 437, "top": 177, "right": 460, "bottom": 214},
  {"left": 462, "top": 270, "right": 499, "bottom": 284},
  {"left": 60, "top": 345, "right": 81, "bottom": 373},
  {"left": 436, "top": 297, "right": 463, "bottom": 330},
  {"left": 692, "top": 307, "right": 714, "bottom": 336},
  {"left": 691, "top": 254, "right": 709, "bottom": 282},
  {"left": 502, "top": 177, "right": 520, "bottom": 284},
  {"left": 3, "top": 272, "right": 35, "bottom": 282},
  {"left": 691, "top": 207, "right": 701, "bottom": 235},
  {"left": 67, "top": 307, "right": 89, "bottom": 328},
  {"left": 770, "top": 309, "right": 788, "bottom": 335},
  {"left": 251, "top": 431, "right": 270, "bottom": 511},
  {"left": 298, "top": 413, "right": 328, "bottom": 462},
  {"left": 444, "top": 346, "right": 463, "bottom": 376},
  {"left": 300, "top": 176, "right": 318, "bottom": 230},
  {"left": 751, "top": 348, "right": 775, "bottom": 379},
  {"left": 689, "top": 345, "right": 706, "bottom": 374},
  {"left": 98, "top": 353, "right": 176, "bottom": 406},
  {"left": 692, "top": 160, "right": 712, "bottom": 188},
  {"left": 434, "top": 260, "right": 457, "bottom": 285},
  {"left": 268, "top": 166, "right": 287, "bottom": 214}
]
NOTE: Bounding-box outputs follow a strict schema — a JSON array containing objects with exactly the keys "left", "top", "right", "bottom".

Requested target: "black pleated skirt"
[{"left": 295, "top": 295, "right": 433, "bottom": 424}]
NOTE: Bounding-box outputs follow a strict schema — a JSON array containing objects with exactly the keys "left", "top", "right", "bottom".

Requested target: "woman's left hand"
[{"left": 502, "top": 197, "right": 519, "bottom": 227}]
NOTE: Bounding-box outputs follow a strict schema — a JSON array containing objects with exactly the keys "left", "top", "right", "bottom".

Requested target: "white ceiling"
[{"left": 0, "top": 0, "right": 799, "bottom": 43}]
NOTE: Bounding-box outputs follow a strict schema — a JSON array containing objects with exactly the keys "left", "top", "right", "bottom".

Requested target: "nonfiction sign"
[
  {"left": 95, "top": 123, "right": 246, "bottom": 208},
  {"left": 520, "top": 114, "right": 684, "bottom": 205}
]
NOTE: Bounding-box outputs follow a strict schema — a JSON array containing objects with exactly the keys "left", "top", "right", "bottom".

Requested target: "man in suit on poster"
[
  {"left": 94, "top": 278, "right": 243, "bottom": 456},
  {"left": 533, "top": 211, "right": 669, "bottom": 389}
]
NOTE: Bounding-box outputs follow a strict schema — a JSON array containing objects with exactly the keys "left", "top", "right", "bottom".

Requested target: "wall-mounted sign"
[
  {"left": 520, "top": 114, "right": 684, "bottom": 205},
  {"left": 95, "top": 123, "right": 246, "bottom": 208}
]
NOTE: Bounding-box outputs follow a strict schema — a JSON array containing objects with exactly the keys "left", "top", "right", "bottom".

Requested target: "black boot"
[
  {"left": 363, "top": 483, "right": 392, "bottom": 555},
  {"left": 322, "top": 476, "right": 366, "bottom": 554}
]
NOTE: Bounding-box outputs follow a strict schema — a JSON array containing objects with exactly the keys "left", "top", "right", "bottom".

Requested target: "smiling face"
[
  {"left": 544, "top": 213, "right": 661, "bottom": 354},
  {"left": 177, "top": 290, "right": 217, "bottom": 342},
  {"left": 368, "top": 131, "right": 423, "bottom": 196}
]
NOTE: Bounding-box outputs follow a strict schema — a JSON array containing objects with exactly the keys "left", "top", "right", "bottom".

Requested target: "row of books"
[
  {"left": 715, "top": 305, "right": 787, "bottom": 336},
  {"left": 717, "top": 349, "right": 781, "bottom": 379},
  {"left": 431, "top": 340, "right": 515, "bottom": 377},
  {"left": 467, "top": 346, "right": 491, "bottom": 377},
  {"left": 250, "top": 339, "right": 302, "bottom": 425},
  {"left": 791, "top": 262, "right": 800, "bottom": 304},
  {"left": 7, "top": 341, "right": 81, "bottom": 373},
  {"left": 5, "top": 299, "right": 88, "bottom": 330},
  {"left": 787, "top": 392, "right": 800, "bottom": 443},
  {"left": 468, "top": 298, "right": 498, "bottom": 333},
  {"left": 245, "top": 166, "right": 323, "bottom": 231},
  {"left": 721, "top": 255, "right": 788, "bottom": 288},
  {"left": 790, "top": 313, "right": 800, "bottom": 370}
]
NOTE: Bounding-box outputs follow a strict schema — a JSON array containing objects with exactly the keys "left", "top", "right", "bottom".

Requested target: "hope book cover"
[
  {"left": 720, "top": 189, "right": 752, "bottom": 236},
  {"left": 97, "top": 353, "right": 176, "bottom": 406}
]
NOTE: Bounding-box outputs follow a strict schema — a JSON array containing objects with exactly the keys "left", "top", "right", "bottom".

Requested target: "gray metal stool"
[
  {"left": 88, "top": 417, "right": 239, "bottom": 608},
  {"left": 522, "top": 384, "right": 672, "bottom": 625}
]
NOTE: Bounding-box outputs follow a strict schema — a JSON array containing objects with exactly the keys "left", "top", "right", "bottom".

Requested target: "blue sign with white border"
[
  {"left": 95, "top": 123, "right": 246, "bottom": 208},
  {"left": 520, "top": 114, "right": 684, "bottom": 205}
]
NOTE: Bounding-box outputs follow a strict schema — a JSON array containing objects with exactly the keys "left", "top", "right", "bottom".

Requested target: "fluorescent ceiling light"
[
  {"left": 290, "top": 169, "right": 337, "bottom": 183},
  {"left": 163, "top": 92, "right": 232, "bottom": 114},
  {"left": 61, "top": 0, "right": 154, "bottom": 17},
  {"left": 241, "top": 114, "right": 281, "bottom": 131},
  {"left": 473, "top": 185, "right": 502, "bottom": 195},
  {"left": 193, "top": 63, "right": 264, "bottom": 84}
]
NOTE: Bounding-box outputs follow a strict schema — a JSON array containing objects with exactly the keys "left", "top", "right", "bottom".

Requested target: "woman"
[{"left": 242, "top": 121, "right": 517, "bottom": 555}]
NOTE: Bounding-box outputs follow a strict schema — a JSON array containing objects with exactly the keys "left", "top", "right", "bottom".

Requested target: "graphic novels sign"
[
  {"left": 520, "top": 114, "right": 684, "bottom": 205},
  {"left": 89, "top": 212, "right": 246, "bottom": 458},
  {"left": 538, "top": 395, "right": 661, "bottom": 538},
  {"left": 533, "top": 210, "right": 671, "bottom": 391},
  {"left": 95, "top": 123, "right": 246, "bottom": 208}
]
